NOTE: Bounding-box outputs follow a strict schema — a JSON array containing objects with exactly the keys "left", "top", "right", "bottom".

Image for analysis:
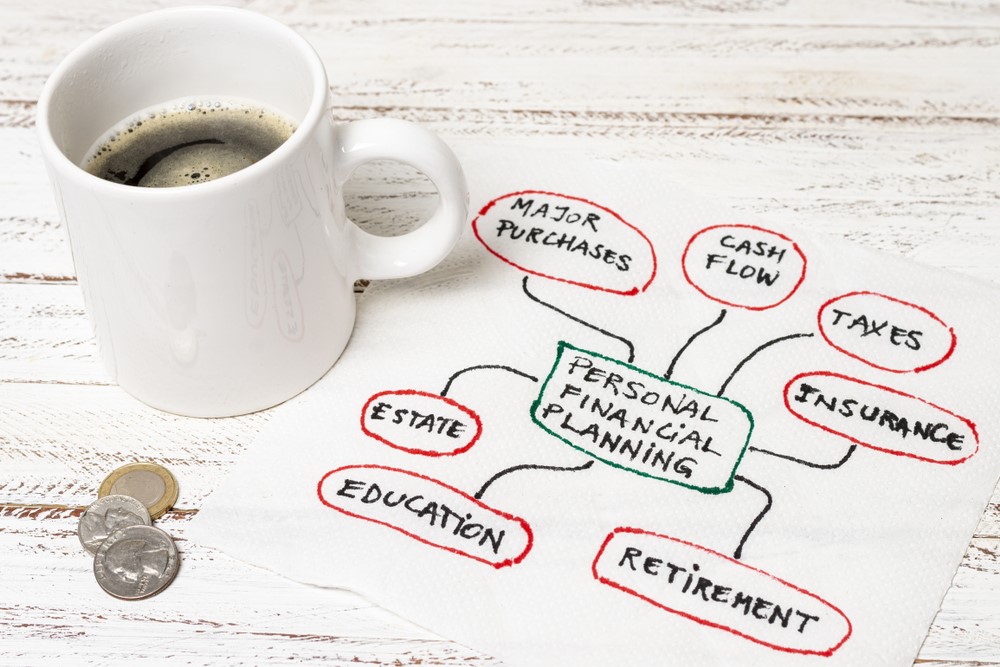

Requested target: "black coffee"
[{"left": 83, "top": 99, "right": 296, "bottom": 188}]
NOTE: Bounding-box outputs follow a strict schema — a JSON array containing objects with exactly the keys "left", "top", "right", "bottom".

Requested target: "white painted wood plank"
[
  {"left": 6, "top": 381, "right": 986, "bottom": 535},
  {"left": 0, "top": 382, "right": 268, "bottom": 508},
  {"left": 5, "top": 0, "right": 1000, "bottom": 34},
  {"left": 4, "top": 10, "right": 998, "bottom": 285},
  {"left": 8, "top": 19, "right": 1000, "bottom": 115},
  {"left": 0, "top": 510, "right": 499, "bottom": 666},
  {"left": 0, "top": 283, "right": 102, "bottom": 382},
  {"left": 921, "top": 538, "right": 1000, "bottom": 662},
  {"left": 5, "top": 122, "right": 1000, "bottom": 283},
  {"left": 0, "top": 504, "right": 996, "bottom": 665},
  {"left": 976, "top": 485, "right": 1000, "bottom": 538}
]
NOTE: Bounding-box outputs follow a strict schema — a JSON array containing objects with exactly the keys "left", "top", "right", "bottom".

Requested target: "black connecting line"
[
  {"left": 748, "top": 443, "right": 857, "bottom": 470},
  {"left": 506, "top": 277, "right": 836, "bottom": 562},
  {"left": 521, "top": 276, "right": 636, "bottom": 363},
  {"left": 474, "top": 460, "right": 595, "bottom": 500},
  {"left": 440, "top": 364, "right": 538, "bottom": 398},
  {"left": 732, "top": 475, "right": 773, "bottom": 560},
  {"left": 718, "top": 330, "right": 857, "bottom": 469},
  {"left": 717, "top": 332, "right": 814, "bottom": 397},
  {"left": 664, "top": 309, "right": 727, "bottom": 381}
]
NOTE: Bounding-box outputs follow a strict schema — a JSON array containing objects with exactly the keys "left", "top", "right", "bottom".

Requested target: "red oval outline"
[
  {"left": 592, "top": 527, "right": 852, "bottom": 656},
  {"left": 817, "top": 291, "right": 957, "bottom": 374},
  {"left": 681, "top": 224, "right": 807, "bottom": 311},
  {"left": 361, "top": 389, "right": 484, "bottom": 457},
  {"left": 317, "top": 464, "right": 533, "bottom": 569},
  {"left": 783, "top": 371, "right": 979, "bottom": 465},
  {"left": 472, "top": 189, "right": 658, "bottom": 296}
]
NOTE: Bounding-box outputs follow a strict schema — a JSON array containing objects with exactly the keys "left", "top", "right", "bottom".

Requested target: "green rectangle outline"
[{"left": 529, "top": 341, "right": 754, "bottom": 494}]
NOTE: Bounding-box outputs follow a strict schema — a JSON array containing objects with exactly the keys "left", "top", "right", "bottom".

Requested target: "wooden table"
[{"left": 2, "top": 1, "right": 998, "bottom": 664}]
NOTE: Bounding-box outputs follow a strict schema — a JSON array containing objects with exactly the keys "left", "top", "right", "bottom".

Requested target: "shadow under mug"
[{"left": 36, "top": 6, "right": 469, "bottom": 417}]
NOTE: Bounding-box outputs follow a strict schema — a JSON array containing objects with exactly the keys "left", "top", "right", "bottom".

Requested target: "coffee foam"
[{"left": 83, "top": 98, "right": 296, "bottom": 188}]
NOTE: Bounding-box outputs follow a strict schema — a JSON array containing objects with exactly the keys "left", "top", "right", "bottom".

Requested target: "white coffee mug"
[{"left": 36, "top": 6, "right": 468, "bottom": 417}]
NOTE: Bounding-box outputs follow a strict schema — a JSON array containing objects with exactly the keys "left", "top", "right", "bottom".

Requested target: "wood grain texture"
[
  {"left": 1, "top": 0, "right": 998, "bottom": 664},
  {"left": 0, "top": 511, "right": 500, "bottom": 666}
]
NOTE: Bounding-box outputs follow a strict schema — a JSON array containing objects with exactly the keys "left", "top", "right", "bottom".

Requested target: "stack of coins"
[{"left": 77, "top": 462, "right": 181, "bottom": 600}]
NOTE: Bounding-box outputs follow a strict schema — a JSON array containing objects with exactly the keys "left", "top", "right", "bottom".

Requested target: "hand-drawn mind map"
[{"left": 315, "top": 190, "right": 979, "bottom": 658}]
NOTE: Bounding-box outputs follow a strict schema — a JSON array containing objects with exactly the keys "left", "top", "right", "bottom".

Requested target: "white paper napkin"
[{"left": 189, "top": 146, "right": 1000, "bottom": 666}]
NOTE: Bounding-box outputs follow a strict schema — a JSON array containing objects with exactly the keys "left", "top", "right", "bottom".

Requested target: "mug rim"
[{"left": 35, "top": 5, "right": 329, "bottom": 198}]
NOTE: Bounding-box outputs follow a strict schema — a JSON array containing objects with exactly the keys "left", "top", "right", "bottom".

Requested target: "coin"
[
  {"left": 93, "top": 524, "right": 180, "bottom": 600},
  {"left": 98, "top": 462, "right": 179, "bottom": 520},
  {"left": 78, "top": 494, "right": 152, "bottom": 555}
]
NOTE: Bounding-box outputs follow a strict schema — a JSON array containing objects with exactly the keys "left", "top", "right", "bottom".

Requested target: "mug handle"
[{"left": 334, "top": 118, "right": 469, "bottom": 280}]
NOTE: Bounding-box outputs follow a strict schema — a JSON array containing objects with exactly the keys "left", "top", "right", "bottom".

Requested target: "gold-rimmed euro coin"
[{"left": 98, "top": 462, "right": 179, "bottom": 520}]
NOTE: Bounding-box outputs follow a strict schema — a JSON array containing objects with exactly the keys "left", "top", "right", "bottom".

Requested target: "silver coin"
[
  {"left": 78, "top": 494, "right": 152, "bottom": 555},
  {"left": 93, "top": 524, "right": 180, "bottom": 600}
]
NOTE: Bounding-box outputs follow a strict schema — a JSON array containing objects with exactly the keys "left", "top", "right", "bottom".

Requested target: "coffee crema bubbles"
[{"left": 83, "top": 98, "right": 297, "bottom": 188}]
